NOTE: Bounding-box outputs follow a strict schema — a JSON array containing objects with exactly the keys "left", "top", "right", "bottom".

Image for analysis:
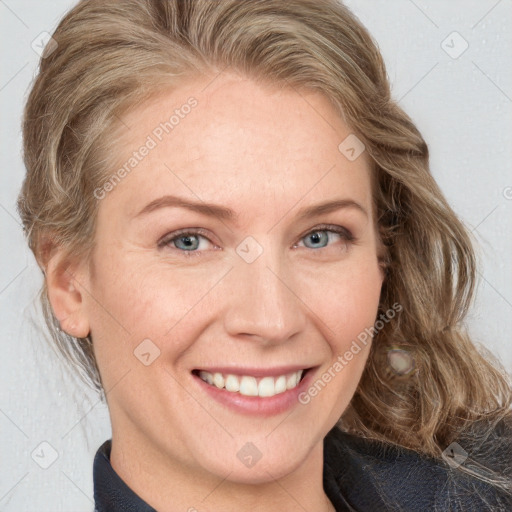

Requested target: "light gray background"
[{"left": 1, "top": 1, "right": 511, "bottom": 510}]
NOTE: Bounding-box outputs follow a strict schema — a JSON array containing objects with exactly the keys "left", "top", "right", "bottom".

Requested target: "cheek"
[
  {"left": 304, "top": 255, "right": 383, "bottom": 347},
  {"left": 86, "top": 247, "right": 232, "bottom": 370},
  {"left": 299, "top": 259, "right": 382, "bottom": 418}
]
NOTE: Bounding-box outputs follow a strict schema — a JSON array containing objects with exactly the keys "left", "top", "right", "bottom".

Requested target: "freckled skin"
[{"left": 51, "top": 73, "right": 384, "bottom": 512}]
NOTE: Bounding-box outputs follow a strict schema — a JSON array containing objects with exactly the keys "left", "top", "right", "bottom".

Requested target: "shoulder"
[{"left": 323, "top": 420, "right": 512, "bottom": 512}]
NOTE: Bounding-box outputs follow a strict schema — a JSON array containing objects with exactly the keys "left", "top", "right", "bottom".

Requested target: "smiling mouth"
[{"left": 192, "top": 369, "right": 310, "bottom": 398}]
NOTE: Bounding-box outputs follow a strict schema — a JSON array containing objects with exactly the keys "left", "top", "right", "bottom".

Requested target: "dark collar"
[
  {"left": 93, "top": 439, "right": 156, "bottom": 512},
  {"left": 93, "top": 426, "right": 511, "bottom": 511}
]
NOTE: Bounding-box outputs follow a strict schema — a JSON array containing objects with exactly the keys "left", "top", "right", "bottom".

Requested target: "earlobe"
[{"left": 45, "top": 251, "right": 91, "bottom": 339}]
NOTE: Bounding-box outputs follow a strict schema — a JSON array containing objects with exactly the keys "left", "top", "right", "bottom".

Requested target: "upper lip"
[{"left": 192, "top": 365, "right": 313, "bottom": 378}]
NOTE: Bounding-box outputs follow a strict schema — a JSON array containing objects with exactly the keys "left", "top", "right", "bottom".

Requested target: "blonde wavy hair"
[{"left": 17, "top": 0, "right": 511, "bottom": 494}]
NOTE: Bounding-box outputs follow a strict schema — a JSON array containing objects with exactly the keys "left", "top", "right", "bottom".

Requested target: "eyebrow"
[{"left": 133, "top": 194, "right": 368, "bottom": 222}]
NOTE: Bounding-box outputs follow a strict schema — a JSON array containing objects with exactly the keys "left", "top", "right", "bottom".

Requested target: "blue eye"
[
  {"left": 297, "top": 226, "right": 355, "bottom": 251},
  {"left": 158, "top": 225, "right": 354, "bottom": 256},
  {"left": 159, "top": 229, "right": 212, "bottom": 255}
]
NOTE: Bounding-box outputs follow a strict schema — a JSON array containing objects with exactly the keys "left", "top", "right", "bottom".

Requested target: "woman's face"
[{"left": 73, "top": 73, "right": 384, "bottom": 483}]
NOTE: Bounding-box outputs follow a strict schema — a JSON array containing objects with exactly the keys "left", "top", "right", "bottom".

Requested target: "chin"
[{"left": 195, "top": 435, "right": 314, "bottom": 485}]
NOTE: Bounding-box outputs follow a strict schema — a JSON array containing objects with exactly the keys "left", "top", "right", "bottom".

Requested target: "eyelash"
[{"left": 157, "top": 224, "right": 356, "bottom": 257}]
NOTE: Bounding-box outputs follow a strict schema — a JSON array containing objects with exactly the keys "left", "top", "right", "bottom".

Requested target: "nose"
[{"left": 222, "top": 239, "right": 306, "bottom": 345}]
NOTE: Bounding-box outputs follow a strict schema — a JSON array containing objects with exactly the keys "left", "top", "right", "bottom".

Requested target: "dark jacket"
[{"left": 93, "top": 426, "right": 512, "bottom": 511}]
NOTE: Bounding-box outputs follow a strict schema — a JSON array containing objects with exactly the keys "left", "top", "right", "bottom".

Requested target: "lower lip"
[{"left": 192, "top": 369, "right": 316, "bottom": 417}]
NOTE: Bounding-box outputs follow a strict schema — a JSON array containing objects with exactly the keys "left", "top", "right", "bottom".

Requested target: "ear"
[{"left": 45, "top": 247, "right": 91, "bottom": 339}]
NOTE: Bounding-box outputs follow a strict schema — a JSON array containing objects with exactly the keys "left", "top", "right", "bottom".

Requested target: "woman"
[{"left": 17, "top": 0, "right": 512, "bottom": 510}]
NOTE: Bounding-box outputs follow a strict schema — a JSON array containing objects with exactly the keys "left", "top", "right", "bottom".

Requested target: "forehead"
[{"left": 100, "top": 73, "right": 374, "bottom": 222}]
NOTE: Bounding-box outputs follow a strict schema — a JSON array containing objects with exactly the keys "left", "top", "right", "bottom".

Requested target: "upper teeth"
[{"left": 198, "top": 370, "right": 304, "bottom": 398}]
